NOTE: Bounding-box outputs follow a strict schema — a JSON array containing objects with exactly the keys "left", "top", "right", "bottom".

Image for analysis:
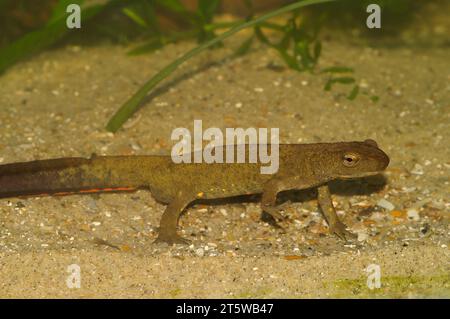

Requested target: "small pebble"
[
  {"left": 357, "top": 232, "right": 369, "bottom": 242},
  {"left": 377, "top": 199, "right": 395, "bottom": 211},
  {"left": 219, "top": 208, "right": 228, "bottom": 216},
  {"left": 195, "top": 248, "right": 204, "bottom": 257},
  {"left": 411, "top": 163, "right": 424, "bottom": 175},
  {"left": 407, "top": 209, "right": 420, "bottom": 221}
]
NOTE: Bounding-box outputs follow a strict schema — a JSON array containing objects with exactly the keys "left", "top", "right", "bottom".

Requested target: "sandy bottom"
[{"left": 0, "top": 16, "right": 449, "bottom": 298}]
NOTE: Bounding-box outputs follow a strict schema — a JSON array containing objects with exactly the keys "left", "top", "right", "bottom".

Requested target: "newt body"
[{"left": 0, "top": 140, "right": 389, "bottom": 244}]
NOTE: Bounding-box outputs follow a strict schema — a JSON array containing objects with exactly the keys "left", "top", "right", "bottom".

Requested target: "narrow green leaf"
[
  {"left": 141, "top": 1, "right": 159, "bottom": 31},
  {"left": 313, "top": 41, "right": 321, "bottom": 61},
  {"left": 321, "top": 66, "right": 354, "bottom": 73},
  {"left": 259, "top": 22, "right": 284, "bottom": 31},
  {"left": 154, "top": 0, "right": 186, "bottom": 14},
  {"left": 324, "top": 78, "right": 333, "bottom": 91},
  {"left": 122, "top": 8, "right": 148, "bottom": 28},
  {"left": 370, "top": 95, "right": 380, "bottom": 103},
  {"left": 278, "top": 27, "right": 291, "bottom": 50},
  {"left": 254, "top": 26, "right": 274, "bottom": 47},
  {"left": 331, "top": 76, "right": 355, "bottom": 84},
  {"left": 295, "top": 41, "right": 313, "bottom": 69},
  {"left": 347, "top": 84, "right": 359, "bottom": 100},
  {"left": 198, "top": 0, "right": 220, "bottom": 23},
  {"left": 324, "top": 76, "right": 355, "bottom": 91},
  {"left": 277, "top": 48, "right": 299, "bottom": 71},
  {"left": 234, "top": 36, "right": 253, "bottom": 56}
]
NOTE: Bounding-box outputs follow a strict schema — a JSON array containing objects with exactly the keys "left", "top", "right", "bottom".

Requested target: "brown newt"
[{"left": 0, "top": 140, "right": 389, "bottom": 244}]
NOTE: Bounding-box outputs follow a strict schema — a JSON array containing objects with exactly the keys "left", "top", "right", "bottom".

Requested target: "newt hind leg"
[{"left": 154, "top": 192, "right": 196, "bottom": 245}]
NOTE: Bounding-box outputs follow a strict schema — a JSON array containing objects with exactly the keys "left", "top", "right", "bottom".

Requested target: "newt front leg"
[{"left": 317, "top": 184, "right": 356, "bottom": 241}]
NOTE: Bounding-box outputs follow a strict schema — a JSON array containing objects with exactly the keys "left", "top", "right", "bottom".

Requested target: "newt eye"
[{"left": 343, "top": 153, "right": 359, "bottom": 167}]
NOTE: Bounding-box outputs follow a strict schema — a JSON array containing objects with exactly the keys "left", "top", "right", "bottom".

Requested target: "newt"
[{"left": 0, "top": 139, "right": 389, "bottom": 244}]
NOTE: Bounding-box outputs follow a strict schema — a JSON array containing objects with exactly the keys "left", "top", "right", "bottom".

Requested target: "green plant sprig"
[{"left": 106, "top": 0, "right": 335, "bottom": 132}]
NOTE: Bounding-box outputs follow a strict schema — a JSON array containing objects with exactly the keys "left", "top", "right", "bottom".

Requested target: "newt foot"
[
  {"left": 329, "top": 221, "right": 357, "bottom": 242},
  {"left": 262, "top": 200, "right": 292, "bottom": 222},
  {"left": 154, "top": 233, "right": 191, "bottom": 245}
]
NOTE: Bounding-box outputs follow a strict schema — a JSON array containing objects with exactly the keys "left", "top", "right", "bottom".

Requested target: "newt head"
[{"left": 325, "top": 139, "right": 390, "bottom": 179}]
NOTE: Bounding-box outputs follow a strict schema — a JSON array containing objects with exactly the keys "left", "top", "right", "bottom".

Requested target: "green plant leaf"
[
  {"left": 277, "top": 48, "right": 299, "bottom": 70},
  {"left": 321, "top": 66, "right": 354, "bottom": 73},
  {"left": 370, "top": 95, "right": 380, "bottom": 103},
  {"left": 198, "top": 0, "right": 220, "bottom": 23},
  {"left": 154, "top": 0, "right": 186, "bottom": 14},
  {"left": 122, "top": 7, "right": 148, "bottom": 28},
  {"left": 140, "top": 0, "right": 159, "bottom": 31},
  {"left": 254, "top": 26, "right": 275, "bottom": 47},
  {"left": 295, "top": 41, "right": 313, "bottom": 69},
  {"left": 313, "top": 41, "right": 321, "bottom": 61},
  {"left": 259, "top": 22, "right": 284, "bottom": 31},
  {"left": 324, "top": 76, "right": 355, "bottom": 91},
  {"left": 347, "top": 84, "right": 359, "bottom": 100},
  {"left": 234, "top": 36, "right": 253, "bottom": 56},
  {"left": 106, "top": 0, "right": 336, "bottom": 132},
  {"left": 278, "top": 27, "right": 292, "bottom": 50}
]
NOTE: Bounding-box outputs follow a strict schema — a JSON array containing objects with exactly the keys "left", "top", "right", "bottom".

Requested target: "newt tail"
[{"left": 0, "top": 156, "right": 139, "bottom": 198}]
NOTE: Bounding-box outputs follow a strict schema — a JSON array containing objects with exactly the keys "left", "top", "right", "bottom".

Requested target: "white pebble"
[
  {"left": 195, "top": 248, "right": 204, "bottom": 257},
  {"left": 219, "top": 208, "right": 228, "bottom": 216},
  {"left": 377, "top": 199, "right": 395, "bottom": 211},
  {"left": 407, "top": 209, "right": 420, "bottom": 221},
  {"left": 357, "top": 232, "right": 369, "bottom": 242},
  {"left": 411, "top": 163, "right": 424, "bottom": 175}
]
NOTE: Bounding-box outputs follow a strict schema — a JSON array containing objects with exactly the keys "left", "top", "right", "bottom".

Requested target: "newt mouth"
[{"left": 339, "top": 171, "right": 383, "bottom": 179}]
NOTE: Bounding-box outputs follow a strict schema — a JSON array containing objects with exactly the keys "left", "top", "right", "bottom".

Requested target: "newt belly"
[{"left": 0, "top": 141, "right": 389, "bottom": 245}]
